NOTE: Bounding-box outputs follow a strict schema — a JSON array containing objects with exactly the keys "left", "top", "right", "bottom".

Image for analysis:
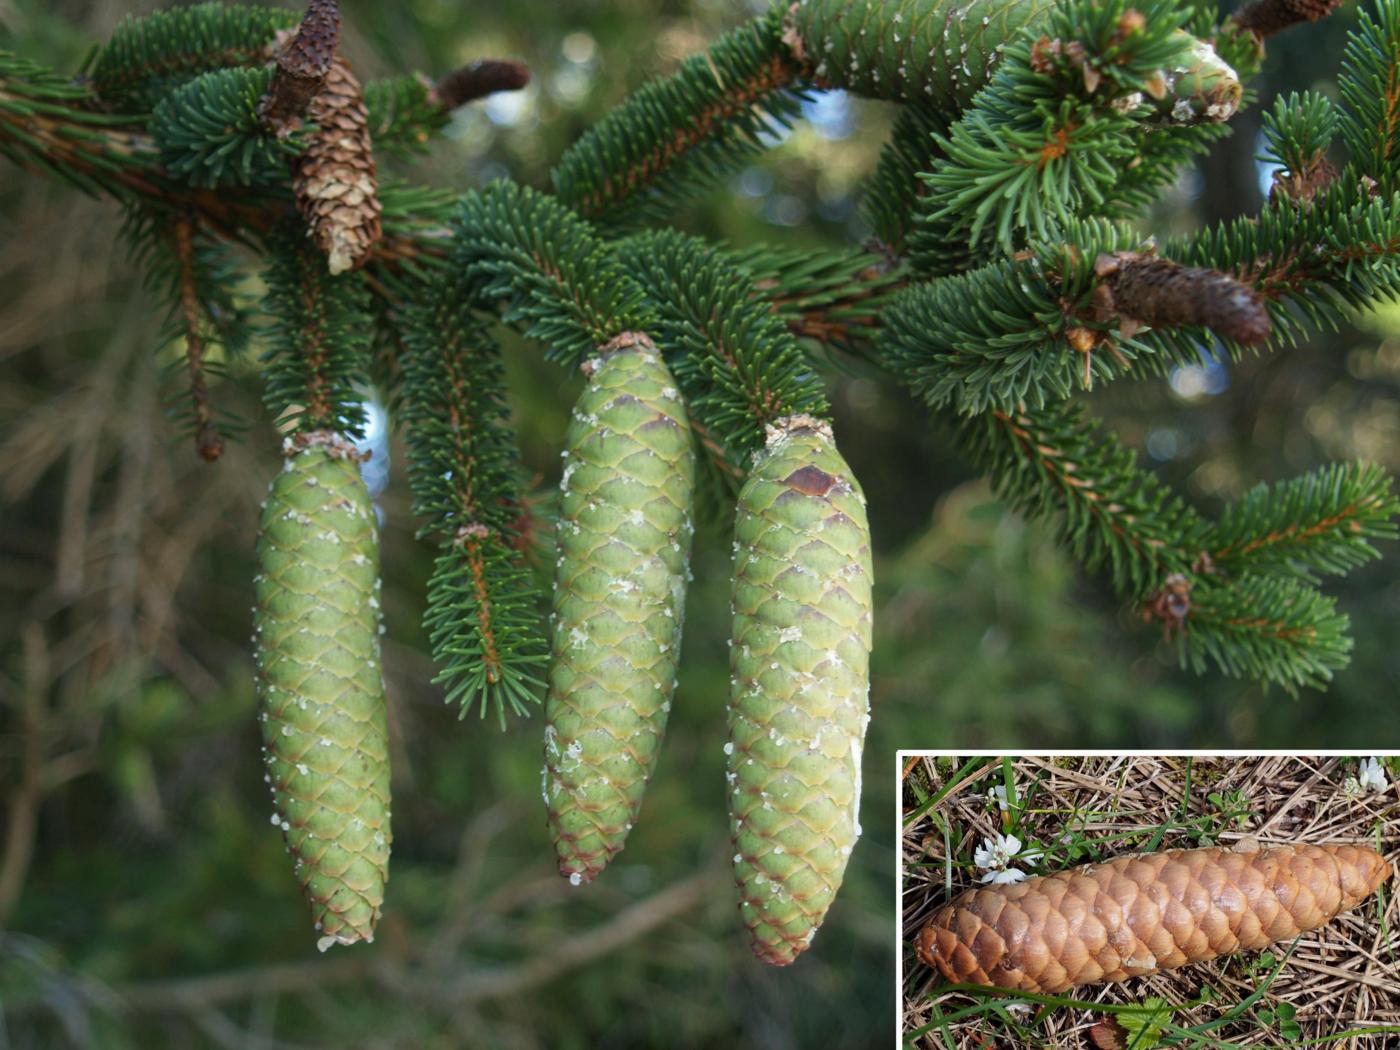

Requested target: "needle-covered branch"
[
  {"left": 86, "top": 2, "right": 297, "bottom": 111},
  {"left": 400, "top": 275, "right": 547, "bottom": 725},
  {"left": 1207, "top": 463, "right": 1400, "bottom": 580},
  {"left": 551, "top": 5, "right": 803, "bottom": 226},
  {"left": 615, "top": 230, "right": 830, "bottom": 475},
  {"left": 906, "top": 0, "right": 1240, "bottom": 273},
  {"left": 958, "top": 403, "right": 1379, "bottom": 691},
  {"left": 1338, "top": 0, "right": 1400, "bottom": 193},
  {"left": 453, "top": 181, "right": 648, "bottom": 366},
  {"left": 259, "top": 231, "right": 373, "bottom": 437}
]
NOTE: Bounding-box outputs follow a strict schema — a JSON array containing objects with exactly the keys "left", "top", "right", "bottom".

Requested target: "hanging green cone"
[
  {"left": 727, "top": 415, "right": 873, "bottom": 965},
  {"left": 785, "top": 0, "right": 1051, "bottom": 110},
  {"left": 543, "top": 332, "right": 696, "bottom": 884},
  {"left": 254, "top": 431, "right": 391, "bottom": 950}
]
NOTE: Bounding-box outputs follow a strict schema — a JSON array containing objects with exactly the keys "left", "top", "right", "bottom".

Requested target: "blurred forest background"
[{"left": 2, "top": 0, "right": 1400, "bottom": 1047}]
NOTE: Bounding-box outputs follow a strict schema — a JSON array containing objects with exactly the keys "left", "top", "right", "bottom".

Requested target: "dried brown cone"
[
  {"left": 1230, "top": 0, "right": 1344, "bottom": 38},
  {"left": 915, "top": 843, "right": 1391, "bottom": 994},
  {"left": 294, "top": 55, "right": 382, "bottom": 275},
  {"left": 1094, "top": 251, "right": 1272, "bottom": 346},
  {"left": 259, "top": 0, "right": 340, "bottom": 137}
]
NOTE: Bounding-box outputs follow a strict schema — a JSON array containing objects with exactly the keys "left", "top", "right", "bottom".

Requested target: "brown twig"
[
  {"left": 258, "top": 0, "right": 340, "bottom": 137},
  {"left": 9, "top": 867, "right": 722, "bottom": 1016},
  {"left": 0, "top": 627, "right": 47, "bottom": 922},
  {"left": 430, "top": 60, "right": 531, "bottom": 111},
  {"left": 172, "top": 214, "right": 225, "bottom": 462}
]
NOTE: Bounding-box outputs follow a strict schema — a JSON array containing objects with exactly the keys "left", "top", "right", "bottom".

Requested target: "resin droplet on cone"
[
  {"left": 727, "top": 415, "right": 873, "bottom": 965},
  {"left": 254, "top": 434, "right": 391, "bottom": 948},
  {"left": 544, "top": 334, "right": 695, "bottom": 883}
]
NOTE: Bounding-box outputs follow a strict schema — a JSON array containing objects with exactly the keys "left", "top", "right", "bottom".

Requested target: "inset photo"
[{"left": 900, "top": 754, "right": 1400, "bottom": 1048}]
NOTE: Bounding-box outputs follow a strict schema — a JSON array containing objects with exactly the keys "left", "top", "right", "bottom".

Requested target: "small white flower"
[
  {"left": 973, "top": 832, "right": 1042, "bottom": 884},
  {"left": 1359, "top": 757, "right": 1389, "bottom": 793},
  {"left": 987, "top": 785, "right": 1009, "bottom": 812},
  {"left": 1343, "top": 775, "right": 1364, "bottom": 799},
  {"left": 982, "top": 868, "right": 1029, "bottom": 885}
]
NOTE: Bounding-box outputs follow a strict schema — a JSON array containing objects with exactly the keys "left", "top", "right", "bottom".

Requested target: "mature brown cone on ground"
[
  {"left": 295, "top": 54, "right": 381, "bottom": 274},
  {"left": 916, "top": 843, "right": 1390, "bottom": 993}
]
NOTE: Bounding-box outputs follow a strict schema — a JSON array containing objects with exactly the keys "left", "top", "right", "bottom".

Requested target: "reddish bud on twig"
[
  {"left": 1230, "top": 0, "right": 1343, "bottom": 38},
  {"left": 430, "top": 59, "right": 531, "bottom": 112},
  {"left": 259, "top": 0, "right": 341, "bottom": 138}
]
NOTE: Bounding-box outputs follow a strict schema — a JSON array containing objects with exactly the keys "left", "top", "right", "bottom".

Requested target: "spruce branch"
[
  {"left": 907, "top": 1, "right": 1237, "bottom": 270},
  {"left": 728, "top": 243, "right": 907, "bottom": 354},
  {"left": 453, "top": 181, "right": 647, "bottom": 366},
  {"left": 1206, "top": 463, "right": 1400, "bottom": 579},
  {"left": 361, "top": 61, "right": 529, "bottom": 162},
  {"left": 615, "top": 230, "right": 830, "bottom": 473},
  {"left": 259, "top": 231, "right": 373, "bottom": 437},
  {"left": 173, "top": 214, "right": 227, "bottom": 462},
  {"left": 153, "top": 66, "right": 300, "bottom": 187},
  {"left": 1260, "top": 91, "right": 1338, "bottom": 205},
  {"left": 363, "top": 75, "right": 449, "bottom": 160},
  {"left": 1338, "top": 0, "right": 1400, "bottom": 192},
  {"left": 1177, "top": 574, "right": 1351, "bottom": 691},
  {"left": 425, "top": 533, "right": 546, "bottom": 727},
  {"left": 883, "top": 180, "right": 1400, "bottom": 415},
  {"left": 551, "top": 5, "right": 802, "bottom": 226},
  {"left": 258, "top": 0, "right": 340, "bottom": 138},
  {"left": 861, "top": 104, "right": 948, "bottom": 257},
  {"left": 961, "top": 404, "right": 1369, "bottom": 690},
  {"left": 1131, "top": 182, "right": 1400, "bottom": 374},
  {"left": 883, "top": 219, "right": 1161, "bottom": 413},
  {"left": 120, "top": 204, "right": 256, "bottom": 454},
  {"left": 957, "top": 401, "right": 1206, "bottom": 595},
  {"left": 86, "top": 2, "right": 297, "bottom": 112},
  {"left": 401, "top": 275, "right": 546, "bottom": 725}
]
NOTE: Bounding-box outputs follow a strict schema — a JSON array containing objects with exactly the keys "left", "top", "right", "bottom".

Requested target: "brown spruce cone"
[
  {"left": 294, "top": 55, "right": 382, "bottom": 274},
  {"left": 916, "top": 843, "right": 1390, "bottom": 993}
]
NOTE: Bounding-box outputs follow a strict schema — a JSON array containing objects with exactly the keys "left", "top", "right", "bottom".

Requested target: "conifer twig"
[{"left": 172, "top": 213, "right": 225, "bottom": 462}]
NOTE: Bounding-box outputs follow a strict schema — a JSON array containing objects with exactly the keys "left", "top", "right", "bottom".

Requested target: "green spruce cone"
[
  {"left": 544, "top": 333, "right": 696, "bottom": 884},
  {"left": 785, "top": 0, "right": 1051, "bottom": 110},
  {"left": 727, "top": 415, "right": 873, "bottom": 965},
  {"left": 254, "top": 432, "right": 391, "bottom": 950}
]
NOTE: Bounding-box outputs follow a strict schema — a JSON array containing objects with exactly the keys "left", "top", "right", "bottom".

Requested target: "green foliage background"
[{"left": 1, "top": 1, "right": 1399, "bottom": 1047}]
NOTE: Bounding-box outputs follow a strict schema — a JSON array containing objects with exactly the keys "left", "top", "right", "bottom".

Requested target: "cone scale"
[
  {"left": 727, "top": 415, "right": 873, "bottom": 965},
  {"left": 543, "top": 333, "right": 696, "bottom": 884},
  {"left": 254, "top": 432, "right": 391, "bottom": 950}
]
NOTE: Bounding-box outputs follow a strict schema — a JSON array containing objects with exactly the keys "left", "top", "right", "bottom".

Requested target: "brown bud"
[
  {"left": 1100, "top": 251, "right": 1270, "bottom": 345},
  {"left": 1230, "top": 0, "right": 1343, "bottom": 38},
  {"left": 430, "top": 59, "right": 531, "bottom": 111}
]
